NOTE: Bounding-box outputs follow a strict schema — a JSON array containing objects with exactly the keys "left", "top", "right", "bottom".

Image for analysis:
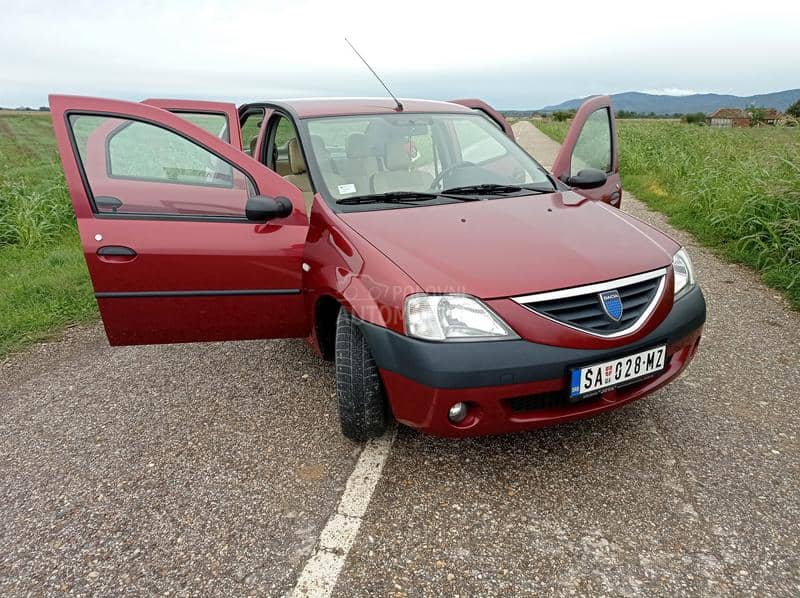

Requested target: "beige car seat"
[
  {"left": 331, "top": 133, "right": 379, "bottom": 197},
  {"left": 371, "top": 141, "right": 434, "bottom": 194}
]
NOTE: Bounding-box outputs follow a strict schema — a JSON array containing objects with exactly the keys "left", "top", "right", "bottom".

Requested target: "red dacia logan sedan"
[{"left": 49, "top": 94, "right": 705, "bottom": 440}]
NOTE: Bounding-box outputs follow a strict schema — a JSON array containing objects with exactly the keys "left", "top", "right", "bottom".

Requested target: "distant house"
[
  {"left": 708, "top": 108, "right": 750, "bottom": 128},
  {"left": 761, "top": 108, "right": 781, "bottom": 125}
]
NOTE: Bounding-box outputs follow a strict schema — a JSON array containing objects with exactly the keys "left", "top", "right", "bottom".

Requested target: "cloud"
[
  {"left": 641, "top": 88, "right": 707, "bottom": 97},
  {"left": 1, "top": 0, "right": 798, "bottom": 108}
]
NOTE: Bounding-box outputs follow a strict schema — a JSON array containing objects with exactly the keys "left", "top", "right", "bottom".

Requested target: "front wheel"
[{"left": 335, "top": 309, "right": 390, "bottom": 441}]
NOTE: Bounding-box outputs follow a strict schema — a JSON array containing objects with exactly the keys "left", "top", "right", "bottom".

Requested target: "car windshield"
[{"left": 304, "top": 112, "right": 554, "bottom": 208}]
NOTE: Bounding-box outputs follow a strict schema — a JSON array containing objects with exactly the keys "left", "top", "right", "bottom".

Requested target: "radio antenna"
[{"left": 345, "top": 37, "right": 403, "bottom": 112}]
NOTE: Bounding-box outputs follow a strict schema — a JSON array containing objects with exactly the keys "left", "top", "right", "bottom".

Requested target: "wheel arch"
[{"left": 314, "top": 293, "right": 342, "bottom": 361}]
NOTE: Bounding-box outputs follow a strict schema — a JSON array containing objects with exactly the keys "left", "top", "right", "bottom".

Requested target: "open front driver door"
[
  {"left": 551, "top": 95, "right": 622, "bottom": 207},
  {"left": 49, "top": 94, "right": 309, "bottom": 346}
]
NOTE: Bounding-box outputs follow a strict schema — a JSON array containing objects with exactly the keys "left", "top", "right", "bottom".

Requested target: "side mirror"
[
  {"left": 245, "top": 195, "right": 293, "bottom": 222},
  {"left": 564, "top": 168, "right": 608, "bottom": 190}
]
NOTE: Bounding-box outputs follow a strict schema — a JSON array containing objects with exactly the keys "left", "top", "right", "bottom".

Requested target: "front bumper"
[{"left": 356, "top": 285, "right": 706, "bottom": 436}]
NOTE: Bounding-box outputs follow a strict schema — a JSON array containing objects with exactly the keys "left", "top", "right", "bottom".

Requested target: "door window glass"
[
  {"left": 241, "top": 109, "right": 264, "bottom": 157},
  {"left": 270, "top": 116, "right": 299, "bottom": 175},
  {"left": 69, "top": 114, "right": 255, "bottom": 217},
  {"left": 275, "top": 117, "right": 298, "bottom": 146},
  {"left": 173, "top": 112, "right": 230, "bottom": 142},
  {"left": 571, "top": 108, "right": 612, "bottom": 175}
]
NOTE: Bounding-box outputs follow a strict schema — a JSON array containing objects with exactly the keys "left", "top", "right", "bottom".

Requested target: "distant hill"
[{"left": 537, "top": 89, "right": 800, "bottom": 115}]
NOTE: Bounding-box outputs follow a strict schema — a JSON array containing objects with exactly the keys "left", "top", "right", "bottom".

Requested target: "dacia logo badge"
[{"left": 599, "top": 289, "right": 623, "bottom": 322}]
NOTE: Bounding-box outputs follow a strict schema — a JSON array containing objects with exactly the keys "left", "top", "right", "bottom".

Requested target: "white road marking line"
[{"left": 290, "top": 427, "right": 396, "bottom": 598}]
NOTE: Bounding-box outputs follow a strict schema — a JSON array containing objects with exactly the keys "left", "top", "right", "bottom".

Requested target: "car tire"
[{"left": 335, "top": 308, "right": 390, "bottom": 441}]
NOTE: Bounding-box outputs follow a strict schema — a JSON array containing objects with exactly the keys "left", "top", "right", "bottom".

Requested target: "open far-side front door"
[
  {"left": 142, "top": 98, "right": 244, "bottom": 151},
  {"left": 551, "top": 95, "right": 622, "bottom": 206},
  {"left": 50, "top": 95, "right": 310, "bottom": 346}
]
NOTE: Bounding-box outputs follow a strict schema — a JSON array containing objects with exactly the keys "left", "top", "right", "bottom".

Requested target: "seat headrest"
[
  {"left": 288, "top": 138, "right": 306, "bottom": 175},
  {"left": 385, "top": 141, "right": 411, "bottom": 171},
  {"left": 346, "top": 133, "right": 372, "bottom": 159}
]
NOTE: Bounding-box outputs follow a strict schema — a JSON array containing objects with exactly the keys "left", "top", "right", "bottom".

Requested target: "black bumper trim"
[{"left": 356, "top": 285, "right": 706, "bottom": 390}]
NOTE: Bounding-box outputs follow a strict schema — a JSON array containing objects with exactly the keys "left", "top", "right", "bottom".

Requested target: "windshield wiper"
[
  {"left": 441, "top": 183, "right": 554, "bottom": 196},
  {"left": 336, "top": 191, "right": 478, "bottom": 205},
  {"left": 336, "top": 191, "right": 441, "bottom": 205}
]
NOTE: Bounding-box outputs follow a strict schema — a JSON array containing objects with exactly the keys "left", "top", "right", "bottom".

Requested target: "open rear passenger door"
[
  {"left": 551, "top": 95, "right": 621, "bottom": 207},
  {"left": 450, "top": 98, "right": 515, "bottom": 140},
  {"left": 50, "top": 94, "right": 309, "bottom": 346},
  {"left": 142, "top": 98, "right": 244, "bottom": 151}
]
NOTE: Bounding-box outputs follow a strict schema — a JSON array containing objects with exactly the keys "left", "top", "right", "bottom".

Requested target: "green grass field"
[
  {"left": 534, "top": 119, "right": 800, "bottom": 308},
  {"left": 0, "top": 111, "right": 96, "bottom": 356}
]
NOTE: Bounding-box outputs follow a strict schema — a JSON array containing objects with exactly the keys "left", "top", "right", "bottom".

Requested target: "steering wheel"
[{"left": 429, "top": 161, "right": 476, "bottom": 191}]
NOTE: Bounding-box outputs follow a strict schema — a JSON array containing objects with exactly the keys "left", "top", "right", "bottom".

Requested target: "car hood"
[{"left": 338, "top": 191, "right": 680, "bottom": 299}]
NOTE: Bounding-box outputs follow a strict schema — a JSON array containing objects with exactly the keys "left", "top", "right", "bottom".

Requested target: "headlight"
[
  {"left": 404, "top": 294, "right": 518, "bottom": 341},
  {"left": 673, "top": 248, "right": 696, "bottom": 298}
]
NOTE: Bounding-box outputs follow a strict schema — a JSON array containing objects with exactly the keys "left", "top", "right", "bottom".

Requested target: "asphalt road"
[{"left": 1, "top": 122, "right": 798, "bottom": 596}]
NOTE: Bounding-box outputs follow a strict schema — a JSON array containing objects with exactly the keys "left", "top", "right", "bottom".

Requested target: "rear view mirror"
[
  {"left": 245, "top": 195, "right": 293, "bottom": 222},
  {"left": 564, "top": 168, "right": 607, "bottom": 190}
]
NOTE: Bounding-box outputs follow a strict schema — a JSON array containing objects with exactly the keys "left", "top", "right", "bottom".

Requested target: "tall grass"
[
  {"left": 0, "top": 231, "right": 96, "bottom": 355},
  {"left": 532, "top": 119, "right": 800, "bottom": 307},
  {"left": 0, "top": 176, "right": 74, "bottom": 246},
  {"left": 0, "top": 112, "right": 95, "bottom": 356}
]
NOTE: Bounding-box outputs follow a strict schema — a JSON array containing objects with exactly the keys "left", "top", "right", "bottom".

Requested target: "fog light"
[{"left": 448, "top": 402, "right": 468, "bottom": 424}]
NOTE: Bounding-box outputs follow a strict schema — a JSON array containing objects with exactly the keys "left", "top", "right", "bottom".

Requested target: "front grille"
[{"left": 514, "top": 269, "right": 665, "bottom": 337}]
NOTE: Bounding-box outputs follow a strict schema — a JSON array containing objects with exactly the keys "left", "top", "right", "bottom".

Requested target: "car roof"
[{"left": 273, "top": 97, "right": 473, "bottom": 119}]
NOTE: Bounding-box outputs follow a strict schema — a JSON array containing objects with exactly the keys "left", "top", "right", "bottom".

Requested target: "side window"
[
  {"left": 451, "top": 118, "right": 507, "bottom": 164},
  {"left": 173, "top": 112, "right": 230, "bottom": 142},
  {"left": 269, "top": 116, "right": 299, "bottom": 176},
  {"left": 571, "top": 108, "right": 612, "bottom": 175},
  {"left": 275, "top": 117, "right": 297, "bottom": 147},
  {"left": 70, "top": 114, "right": 255, "bottom": 217},
  {"left": 241, "top": 109, "right": 264, "bottom": 157}
]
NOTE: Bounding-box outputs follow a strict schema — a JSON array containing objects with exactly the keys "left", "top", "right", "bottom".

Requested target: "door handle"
[
  {"left": 97, "top": 245, "right": 137, "bottom": 262},
  {"left": 95, "top": 196, "right": 123, "bottom": 213}
]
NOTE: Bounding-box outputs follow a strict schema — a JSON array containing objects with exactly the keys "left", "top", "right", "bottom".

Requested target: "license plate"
[{"left": 569, "top": 345, "right": 666, "bottom": 399}]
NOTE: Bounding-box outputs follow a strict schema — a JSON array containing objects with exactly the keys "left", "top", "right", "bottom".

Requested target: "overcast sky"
[{"left": 2, "top": 0, "right": 798, "bottom": 109}]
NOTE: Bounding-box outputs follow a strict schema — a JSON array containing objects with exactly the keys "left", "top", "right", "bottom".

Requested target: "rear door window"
[{"left": 173, "top": 112, "right": 230, "bottom": 142}]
